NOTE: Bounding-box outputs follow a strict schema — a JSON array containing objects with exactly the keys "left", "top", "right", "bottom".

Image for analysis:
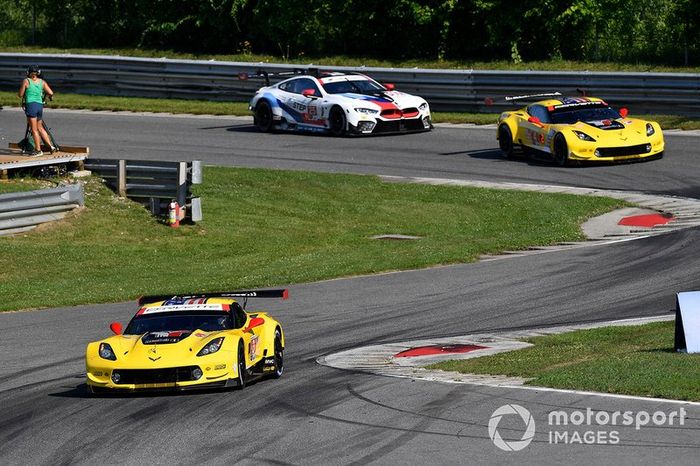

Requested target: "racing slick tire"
[
  {"left": 498, "top": 124, "right": 515, "bottom": 159},
  {"left": 235, "top": 342, "right": 246, "bottom": 390},
  {"left": 271, "top": 328, "right": 284, "bottom": 379},
  {"left": 329, "top": 106, "right": 347, "bottom": 137},
  {"left": 553, "top": 133, "right": 569, "bottom": 166},
  {"left": 255, "top": 100, "right": 274, "bottom": 133}
]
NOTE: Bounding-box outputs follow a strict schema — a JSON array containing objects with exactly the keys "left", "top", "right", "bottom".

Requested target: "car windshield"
[
  {"left": 124, "top": 312, "right": 232, "bottom": 335},
  {"left": 323, "top": 78, "right": 384, "bottom": 94},
  {"left": 549, "top": 104, "right": 621, "bottom": 124}
]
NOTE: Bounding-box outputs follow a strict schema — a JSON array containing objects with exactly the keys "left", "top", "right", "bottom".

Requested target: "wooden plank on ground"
[{"left": 7, "top": 143, "right": 89, "bottom": 154}]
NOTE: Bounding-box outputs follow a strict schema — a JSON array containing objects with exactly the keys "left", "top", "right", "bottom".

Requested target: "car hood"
[
  {"left": 105, "top": 330, "right": 224, "bottom": 365},
  {"left": 567, "top": 118, "right": 650, "bottom": 139},
  {"left": 331, "top": 91, "right": 426, "bottom": 109}
]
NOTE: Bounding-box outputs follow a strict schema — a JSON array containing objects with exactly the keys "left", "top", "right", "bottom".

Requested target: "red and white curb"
[{"left": 317, "top": 314, "right": 698, "bottom": 404}]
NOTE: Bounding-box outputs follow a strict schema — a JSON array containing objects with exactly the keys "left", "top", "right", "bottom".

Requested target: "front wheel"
[
  {"left": 255, "top": 100, "right": 274, "bottom": 132},
  {"left": 271, "top": 329, "right": 284, "bottom": 379},
  {"left": 235, "top": 343, "right": 246, "bottom": 390},
  {"left": 329, "top": 106, "right": 347, "bottom": 136},
  {"left": 498, "top": 125, "right": 515, "bottom": 159},
  {"left": 553, "top": 134, "right": 569, "bottom": 166}
]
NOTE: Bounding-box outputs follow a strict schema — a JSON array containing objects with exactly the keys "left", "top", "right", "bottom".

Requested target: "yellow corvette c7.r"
[
  {"left": 497, "top": 95, "right": 664, "bottom": 165},
  {"left": 85, "top": 289, "right": 287, "bottom": 393}
]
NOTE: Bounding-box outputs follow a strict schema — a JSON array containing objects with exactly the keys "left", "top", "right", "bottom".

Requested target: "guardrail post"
[
  {"left": 190, "top": 197, "right": 202, "bottom": 222},
  {"left": 191, "top": 160, "right": 202, "bottom": 184},
  {"left": 117, "top": 159, "right": 127, "bottom": 197},
  {"left": 177, "top": 161, "right": 187, "bottom": 207}
]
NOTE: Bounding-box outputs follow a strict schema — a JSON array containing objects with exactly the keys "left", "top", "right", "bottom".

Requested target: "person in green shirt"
[{"left": 18, "top": 65, "right": 56, "bottom": 156}]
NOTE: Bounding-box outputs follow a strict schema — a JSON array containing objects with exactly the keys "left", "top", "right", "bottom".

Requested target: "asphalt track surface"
[{"left": 1, "top": 109, "right": 699, "bottom": 465}]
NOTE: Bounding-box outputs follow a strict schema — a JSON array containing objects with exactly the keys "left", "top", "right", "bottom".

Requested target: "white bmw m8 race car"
[{"left": 245, "top": 69, "right": 432, "bottom": 136}]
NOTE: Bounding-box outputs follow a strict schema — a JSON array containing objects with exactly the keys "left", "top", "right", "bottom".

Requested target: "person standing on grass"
[{"left": 18, "top": 65, "right": 56, "bottom": 156}]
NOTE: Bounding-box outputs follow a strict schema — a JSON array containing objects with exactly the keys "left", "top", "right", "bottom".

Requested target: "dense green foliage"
[{"left": 1, "top": 1, "right": 699, "bottom": 65}]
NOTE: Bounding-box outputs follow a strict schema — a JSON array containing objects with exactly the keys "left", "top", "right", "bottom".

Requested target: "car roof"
[{"left": 318, "top": 74, "right": 371, "bottom": 84}]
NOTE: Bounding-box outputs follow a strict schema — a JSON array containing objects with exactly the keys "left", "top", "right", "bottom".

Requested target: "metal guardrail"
[
  {"left": 84, "top": 158, "right": 202, "bottom": 221},
  {"left": 0, "top": 183, "right": 84, "bottom": 236},
  {"left": 2, "top": 53, "right": 700, "bottom": 115}
]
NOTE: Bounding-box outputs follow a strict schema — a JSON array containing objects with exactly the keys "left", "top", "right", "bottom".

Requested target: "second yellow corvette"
[
  {"left": 497, "top": 94, "right": 664, "bottom": 165},
  {"left": 85, "top": 289, "right": 287, "bottom": 393}
]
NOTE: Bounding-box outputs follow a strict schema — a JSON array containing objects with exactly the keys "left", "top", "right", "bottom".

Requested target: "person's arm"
[
  {"left": 18, "top": 79, "right": 27, "bottom": 108},
  {"left": 18, "top": 79, "right": 27, "bottom": 100},
  {"left": 43, "top": 81, "right": 54, "bottom": 100}
]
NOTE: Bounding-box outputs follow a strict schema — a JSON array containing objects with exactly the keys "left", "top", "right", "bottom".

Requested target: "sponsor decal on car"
[
  {"left": 141, "top": 304, "right": 228, "bottom": 314},
  {"left": 249, "top": 335, "right": 259, "bottom": 361}
]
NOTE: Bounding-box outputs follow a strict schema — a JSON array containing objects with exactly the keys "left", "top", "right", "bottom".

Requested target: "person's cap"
[{"left": 27, "top": 65, "right": 40, "bottom": 74}]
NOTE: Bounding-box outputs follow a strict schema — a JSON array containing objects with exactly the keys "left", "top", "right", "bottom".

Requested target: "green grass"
[
  {"left": 0, "top": 91, "right": 250, "bottom": 115},
  {"left": 3, "top": 91, "right": 699, "bottom": 129},
  {"left": 0, "top": 167, "right": 624, "bottom": 312},
  {"left": 428, "top": 321, "right": 700, "bottom": 401},
  {"left": 0, "top": 178, "right": 52, "bottom": 194},
  {"left": 6, "top": 46, "right": 700, "bottom": 73}
]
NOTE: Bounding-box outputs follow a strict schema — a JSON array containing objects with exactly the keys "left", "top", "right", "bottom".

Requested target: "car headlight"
[
  {"left": 419, "top": 102, "right": 428, "bottom": 111},
  {"left": 197, "top": 337, "right": 224, "bottom": 356},
  {"left": 573, "top": 130, "right": 595, "bottom": 142},
  {"left": 646, "top": 123, "right": 655, "bottom": 136},
  {"left": 99, "top": 343, "right": 116, "bottom": 361},
  {"left": 355, "top": 107, "right": 378, "bottom": 115}
]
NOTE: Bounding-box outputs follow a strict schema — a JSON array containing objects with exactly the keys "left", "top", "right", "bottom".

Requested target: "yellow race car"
[
  {"left": 85, "top": 289, "right": 287, "bottom": 393},
  {"left": 497, "top": 94, "right": 664, "bottom": 165}
]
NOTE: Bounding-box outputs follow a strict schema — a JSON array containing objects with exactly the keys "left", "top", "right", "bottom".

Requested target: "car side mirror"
[
  {"left": 302, "top": 89, "right": 317, "bottom": 98},
  {"left": 244, "top": 317, "right": 265, "bottom": 332},
  {"left": 528, "top": 116, "right": 542, "bottom": 126},
  {"left": 619, "top": 107, "right": 629, "bottom": 117},
  {"left": 110, "top": 322, "right": 123, "bottom": 335},
  {"left": 384, "top": 83, "right": 395, "bottom": 91}
]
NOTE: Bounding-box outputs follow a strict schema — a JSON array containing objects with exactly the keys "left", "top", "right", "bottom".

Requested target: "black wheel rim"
[
  {"left": 274, "top": 335, "right": 283, "bottom": 376},
  {"left": 330, "top": 109, "right": 344, "bottom": 133},
  {"left": 555, "top": 138, "right": 567, "bottom": 165},
  {"left": 257, "top": 104, "right": 271, "bottom": 129},
  {"left": 498, "top": 126, "right": 513, "bottom": 156},
  {"left": 499, "top": 127, "right": 512, "bottom": 153},
  {"left": 238, "top": 349, "right": 245, "bottom": 386}
]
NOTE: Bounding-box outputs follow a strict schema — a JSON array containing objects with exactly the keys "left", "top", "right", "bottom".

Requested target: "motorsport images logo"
[
  {"left": 489, "top": 404, "right": 688, "bottom": 451},
  {"left": 488, "top": 404, "right": 536, "bottom": 451}
]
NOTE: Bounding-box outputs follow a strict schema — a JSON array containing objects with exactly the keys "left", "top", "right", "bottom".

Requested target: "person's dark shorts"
[{"left": 24, "top": 102, "right": 43, "bottom": 119}]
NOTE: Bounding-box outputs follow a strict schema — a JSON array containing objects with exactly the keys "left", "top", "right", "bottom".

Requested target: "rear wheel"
[
  {"left": 271, "top": 329, "right": 284, "bottom": 379},
  {"left": 329, "top": 106, "right": 347, "bottom": 136},
  {"left": 235, "top": 343, "right": 246, "bottom": 390},
  {"left": 255, "top": 100, "right": 273, "bottom": 132},
  {"left": 553, "top": 134, "right": 569, "bottom": 166},
  {"left": 498, "top": 125, "right": 515, "bottom": 159}
]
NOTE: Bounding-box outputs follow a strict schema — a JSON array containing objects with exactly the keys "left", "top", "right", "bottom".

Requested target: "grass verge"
[
  {"left": 0, "top": 177, "right": 52, "bottom": 194},
  {"left": 3, "top": 91, "right": 699, "bottom": 129},
  {"left": 428, "top": 321, "right": 700, "bottom": 401},
  {"left": 0, "top": 167, "right": 624, "bottom": 312}
]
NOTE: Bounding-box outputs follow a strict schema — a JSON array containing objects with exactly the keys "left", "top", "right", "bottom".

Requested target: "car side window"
[
  {"left": 278, "top": 80, "right": 293, "bottom": 92},
  {"left": 232, "top": 302, "right": 247, "bottom": 329},
  {"left": 294, "top": 78, "right": 321, "bottom": 97},
  {"left": 527, "top": 105, "right": 551, "bottom": 124}
]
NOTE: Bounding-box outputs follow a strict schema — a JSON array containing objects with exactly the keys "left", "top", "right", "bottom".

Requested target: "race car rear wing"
[
  {"left": 238, "top": 68, "right": 323, "bottom": 86},
  {"left": 138, "top": 289, "right": 289, "bottom": 306},
  {"left": 504, "top": 92, "right": 561, "bottom": 102}
]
